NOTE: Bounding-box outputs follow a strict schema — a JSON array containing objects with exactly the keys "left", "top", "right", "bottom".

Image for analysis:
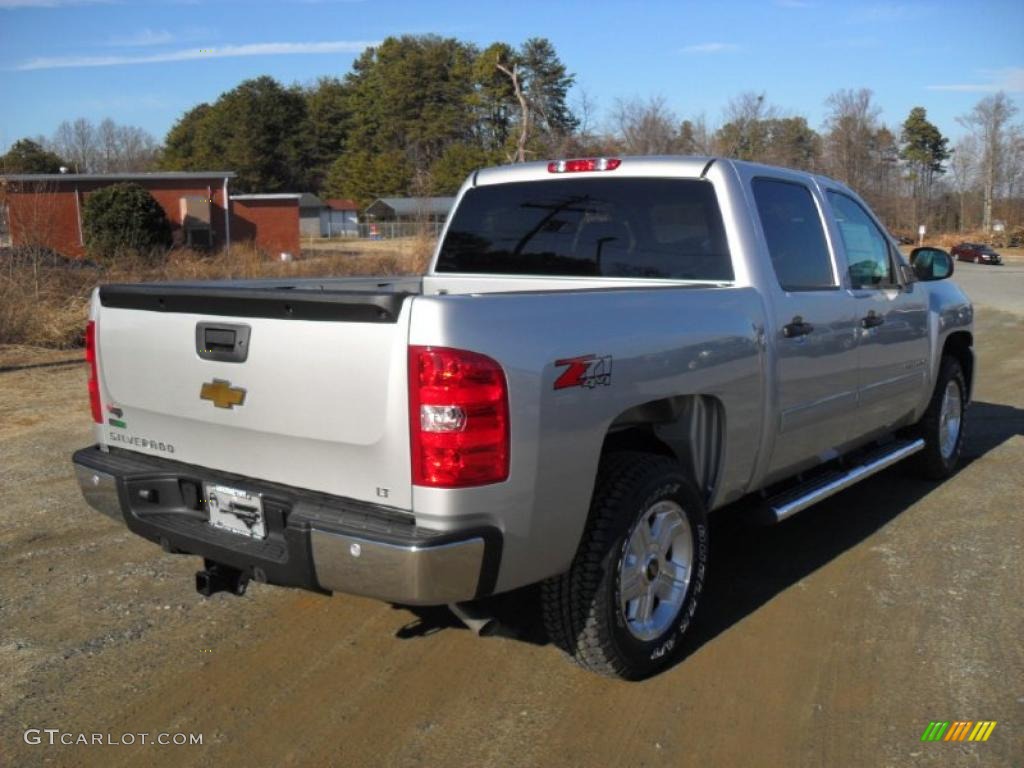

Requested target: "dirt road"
[{"left": 2, "top": 309, "right": 1022, "bottom": 768}]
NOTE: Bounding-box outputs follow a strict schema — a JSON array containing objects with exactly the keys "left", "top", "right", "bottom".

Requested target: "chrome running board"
[{"left": 768, "top": 438, "right": 925, "bottom": 522}]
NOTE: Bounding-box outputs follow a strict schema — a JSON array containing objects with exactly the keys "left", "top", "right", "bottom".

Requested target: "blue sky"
[{"left": 1, "top": 0, "right": 1022, "bottom": 151}]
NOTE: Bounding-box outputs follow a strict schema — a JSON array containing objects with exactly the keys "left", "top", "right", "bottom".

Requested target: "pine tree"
[{"left": 900, "top": 107, "right": 950, "bottom": 226}]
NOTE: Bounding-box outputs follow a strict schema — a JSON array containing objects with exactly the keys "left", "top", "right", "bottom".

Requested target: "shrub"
[{"left": 81, "top": 183, "right": 172, "bottom": 260}]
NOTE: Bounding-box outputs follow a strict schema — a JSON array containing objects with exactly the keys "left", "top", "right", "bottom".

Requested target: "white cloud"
[
  {"left": 16, "top": 40, "right": 378, "bottom": 70},
  {"left": 102, "top": 26, "right": 213, "bottom": 47},
  {"left": 105, "top": 28, "right": 176, "bottom": 47},
  {"left": 927, "top": 67, "right": 1024, "bottom": 94},
  {"left": 680, "top": 42, "right": 739, "bottom": 54}
]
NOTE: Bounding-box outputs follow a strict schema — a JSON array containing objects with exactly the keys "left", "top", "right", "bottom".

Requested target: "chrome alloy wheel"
[
  {"left": 939, "top": 379, "right": 963, "bottom": 459},
  {"left": 618, "top": 500, "right": 694, "bottom": 641}
]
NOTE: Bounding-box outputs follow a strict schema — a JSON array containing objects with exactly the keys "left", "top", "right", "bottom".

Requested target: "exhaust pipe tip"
[{"left": 448, "top": 601, "right": 498, "bottom": 636}]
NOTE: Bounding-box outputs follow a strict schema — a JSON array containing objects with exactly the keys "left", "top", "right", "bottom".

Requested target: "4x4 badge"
[
  {"left": 200, "top": 379, "right": 247, "bottom": 409},
  {"left": 554, "top": 355, "right": 613, "bottom": 390}
]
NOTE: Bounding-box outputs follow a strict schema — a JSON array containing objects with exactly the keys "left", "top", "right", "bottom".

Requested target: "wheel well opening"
[
  {"left": 943, "top": 331, "right": 974, "bottom": 399},
  {"left": 602, "top": 425, "right": 675, "bottom": 458},
  {"left": 601, "top": 395, "right": 725, "bottom": 503}
]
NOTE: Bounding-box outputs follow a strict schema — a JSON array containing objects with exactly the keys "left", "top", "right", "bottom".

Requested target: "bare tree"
[
  {"left": 958, "top": 92, "right": 1019, "bottom": 232},
  {"left": 868, "top": 126, "right": 900, "bottom": 197},
  {"left": 109, "top": 124, "right": 159, "bottom": 171},
  {"left": 612, "top": 96, "right": 679, "bottom": 155},
  {"left": 949, "top": 135, "right": 978, "bottom": 232},
  {"left": 48, "top": 117, "right": 159, "bottom": 173},
  {"left": 723, "top": 91, "right": 778, "bottom": 126},
  {"left": 571, "top": 85, "right": 600, "bottom": 151},
  {"left": 495, "top": 56, "right": 530, "bottom": 163},
  {"left": 71, "top": 118, "right": 97, "bottom": 172},
  {"left": 714, "top": 92, "right": 779, "bottom": 159},
  {"left": 51, "top": 119, "right": 94, "bottom": 172},
  {"left": 97, "top": 118, "right": 120, "bottom": 172},
  {"left": 678, "top": 114, "right": 713, "bottom": 155},
  {"left": 822, "top": 88, "right": 881, "bottom": 193},
  {"left": 1001, "top": 126, "right": 1024, "bottom": 206}
]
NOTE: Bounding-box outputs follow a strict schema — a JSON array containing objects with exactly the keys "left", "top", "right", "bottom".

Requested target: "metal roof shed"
[{"left": 364, "top": 197, "right": 455, "bottom": 222}]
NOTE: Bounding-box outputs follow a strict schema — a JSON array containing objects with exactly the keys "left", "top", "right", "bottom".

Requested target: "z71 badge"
[{"left": 554, "top": 355, "right": 613, "bottom": 390}]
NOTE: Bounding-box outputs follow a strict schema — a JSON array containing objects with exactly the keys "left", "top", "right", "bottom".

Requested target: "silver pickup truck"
[{"left": 73, "top": 156, "right": 973, "bottom": 678}]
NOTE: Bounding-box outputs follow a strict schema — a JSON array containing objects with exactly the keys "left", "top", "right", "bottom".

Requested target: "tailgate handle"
[
  {"left": 205, "top": 328, "right": 236, "bottom": 348},
  {"left": 196, "top": 322, "right": 250, "bottom": 363}
]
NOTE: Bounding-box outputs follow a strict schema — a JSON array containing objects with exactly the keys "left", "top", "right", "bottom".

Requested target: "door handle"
[
  {"left": 782, "top": 316, "right": 814, "bottom": 338},
  {"left": 861, "top": 311, "right": 884, "bottom": 329}
]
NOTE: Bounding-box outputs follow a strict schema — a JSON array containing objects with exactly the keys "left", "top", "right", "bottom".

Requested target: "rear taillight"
[
  {"left": 547, "top": 157, "right": 621, "bottom": 173},
  {"left": 409, "top": 346, "right": 509, "bottom": 488},
  {"left": 85, "top": 320, "right": 102, "bottom": 423}
]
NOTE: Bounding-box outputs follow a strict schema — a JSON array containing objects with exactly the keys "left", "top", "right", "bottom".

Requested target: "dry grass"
[
  {"left": 906, "top": 228, "right": 1024, "bottom": 264},
  {"left": 923, "top": 227, "right": 1024, "bottom": 250},
  {"left": 0, "top": 239, "right": 434, "bottom": 349},
  {"left": 302, "top": 235, "right": 433, "bottom": 253}
]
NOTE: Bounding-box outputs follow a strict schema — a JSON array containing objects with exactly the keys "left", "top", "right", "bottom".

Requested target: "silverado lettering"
[{"left": 108, "top": 433, "right": 176, "bottom": 454}]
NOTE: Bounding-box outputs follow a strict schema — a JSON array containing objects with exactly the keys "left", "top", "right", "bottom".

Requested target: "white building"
[{"left": 321, "top": 198, "right": 360, "bottom": 236}]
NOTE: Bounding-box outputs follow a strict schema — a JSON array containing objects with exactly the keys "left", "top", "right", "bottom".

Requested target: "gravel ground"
[{"left": 1, "top": 303, "right": 1022, "bottom": 767}]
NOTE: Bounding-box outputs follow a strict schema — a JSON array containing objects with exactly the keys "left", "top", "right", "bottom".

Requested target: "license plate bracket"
[{"left": 204, "top": 483, "right": 266, "bottom": 539}]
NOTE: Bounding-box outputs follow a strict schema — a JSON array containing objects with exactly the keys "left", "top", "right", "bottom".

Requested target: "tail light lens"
[
  {"left": 85, "top": 320, "right": 102, "bottom": 423},
  {"left": 409, "top": 346, "right": 509, "bottom": 488}
]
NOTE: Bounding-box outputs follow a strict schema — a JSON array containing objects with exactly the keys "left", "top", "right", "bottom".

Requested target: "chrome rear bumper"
[
  {"left": 74, "top": 464, "right": 122, "bottom": 521},
  {"left": 310, "top": 529, "right": 486, "bottom": 605}
]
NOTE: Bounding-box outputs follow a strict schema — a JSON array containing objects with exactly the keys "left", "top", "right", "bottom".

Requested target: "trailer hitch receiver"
[{"left": 196, "top": 560, "right": 250, "bottom": 597}]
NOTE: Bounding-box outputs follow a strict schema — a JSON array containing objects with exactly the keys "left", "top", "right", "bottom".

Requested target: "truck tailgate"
[{"left": 93, "top": 282, "right": 415, "bottom": 509}]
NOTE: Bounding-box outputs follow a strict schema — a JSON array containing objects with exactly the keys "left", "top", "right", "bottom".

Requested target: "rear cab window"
[{"left": 435, "top": 178, "right": 734, "bottom": 281}]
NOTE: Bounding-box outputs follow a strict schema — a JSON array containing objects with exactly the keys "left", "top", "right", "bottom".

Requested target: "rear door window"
[
  {"left": 435, "top": 178, "right": 733, "bottom": 280},
  {"left": 752, "top": 178, "right": 836, "bottom": 291}
]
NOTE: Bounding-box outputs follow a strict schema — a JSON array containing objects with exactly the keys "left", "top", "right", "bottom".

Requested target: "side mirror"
[{"left": 910, "top": 247, "right": 954, "bottom": 281}]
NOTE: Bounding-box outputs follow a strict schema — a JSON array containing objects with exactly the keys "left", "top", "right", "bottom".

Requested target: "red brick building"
[
  {"left": 0, "top": 172, "right": 235, "bottom": 257},
  {"left": 230, "top": 194, "right": 302, "bottom": 257}
]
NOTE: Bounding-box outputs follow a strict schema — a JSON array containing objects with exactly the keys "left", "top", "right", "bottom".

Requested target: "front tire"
[
  {"left": 541, "top": 452, "right": 709, "bottom": 679},
  {"left": 912, "top": 356, "right": 967, "bottom": 479}
]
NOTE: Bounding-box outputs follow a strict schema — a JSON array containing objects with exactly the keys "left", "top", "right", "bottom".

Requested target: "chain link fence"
[{"left": 307, "top": 221, "right": 445, "bottom": 243}]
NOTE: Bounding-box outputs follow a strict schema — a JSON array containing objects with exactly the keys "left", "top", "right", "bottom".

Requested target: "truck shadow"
[{"left": 392, "top": 400, "right": 1024, "bottom": 668}]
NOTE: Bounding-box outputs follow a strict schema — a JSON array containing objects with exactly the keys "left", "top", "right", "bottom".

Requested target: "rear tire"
[
  {"left": 912, "top": 356, "right": 967, "bottom": 480},
  {"left": 541, "top": 452, "right": 709, "bottom": 679}
]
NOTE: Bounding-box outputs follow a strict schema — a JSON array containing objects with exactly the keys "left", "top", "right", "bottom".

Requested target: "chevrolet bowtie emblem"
[{"left": 200, "top": 379, "right": 247, "bottom": 409}]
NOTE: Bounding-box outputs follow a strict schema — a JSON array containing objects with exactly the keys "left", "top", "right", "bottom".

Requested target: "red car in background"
[{"left": 951, "top": 242, "right": 1003, "bottom": 265}]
